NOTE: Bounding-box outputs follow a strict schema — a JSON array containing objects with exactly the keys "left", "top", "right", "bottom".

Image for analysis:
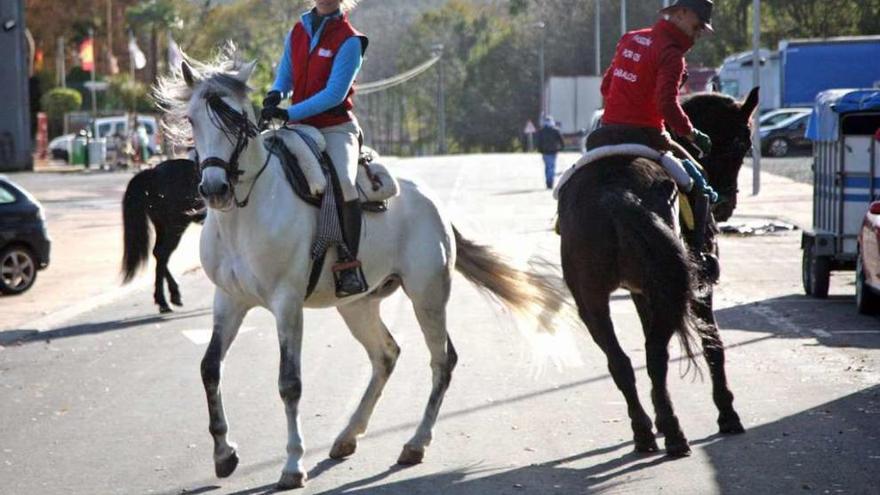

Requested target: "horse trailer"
[
  {"left": 0, "top": 0, "right": 32, "bottom": 172},
  {"left": 802, "top": 89, "right": 880, "bottom": 297}
]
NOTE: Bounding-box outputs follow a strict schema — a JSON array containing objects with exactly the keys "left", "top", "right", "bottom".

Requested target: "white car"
[{"left": 48, "top": 115, "right": 160, "bottom": 162}]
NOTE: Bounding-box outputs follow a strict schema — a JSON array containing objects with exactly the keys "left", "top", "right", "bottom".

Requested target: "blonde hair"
[{"left": 340, "top": 0, "right": 359, "bottom": 12}]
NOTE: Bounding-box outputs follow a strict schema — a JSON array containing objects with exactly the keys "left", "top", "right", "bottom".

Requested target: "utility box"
[{"left": 0, "top": 0, "right": 32, "bottom": 172}]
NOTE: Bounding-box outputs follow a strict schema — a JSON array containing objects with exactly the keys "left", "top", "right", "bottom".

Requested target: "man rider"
[
  {"left": 589, "top": 0, "right": 718, "bottom": 258},
  {"left": 261, "top": 0, "right": 369, "bottom": 297}
]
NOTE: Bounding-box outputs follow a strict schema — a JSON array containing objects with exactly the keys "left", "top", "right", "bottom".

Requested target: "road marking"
[
  {"left": 810, "top": 329, "right": 832, "bottom": 338},
  {"left": 827, "top": 330, "right": 880, "bottom": 335},
  {"left": 181, "top": 326, "right": 256, "bottom": 345}
]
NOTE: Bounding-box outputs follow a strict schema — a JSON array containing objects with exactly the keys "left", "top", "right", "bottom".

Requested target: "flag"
[
  {"left": 128, "top": 34, "right": 146, "bottom": 70},
  {"left": 79, "top": 38, "right": 94, "bottom": 72},
  {"left": 167, "top": 33, "right": 183, "bottom": 72}
]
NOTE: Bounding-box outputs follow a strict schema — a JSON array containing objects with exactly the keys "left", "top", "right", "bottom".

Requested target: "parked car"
[
  {"left": 760, "top": 112, "right": 811, "bottom": 157},
  {"left": 0, "top": 176, "right": 51, "bottom": 295},
  {"left": 48, "top": 115, "right": 160, "bottom": 163},
  {"left": 856, "top": 200, "right": 880, "bottom": 314},
  {"left": 759, "top": 107, "right": 811, "bottom": 127}
]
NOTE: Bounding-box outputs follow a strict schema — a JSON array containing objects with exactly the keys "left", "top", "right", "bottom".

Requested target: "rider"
[
  {"left": 589, "top": 0, "right": 717, "bottom": 257},
  {"left": 261, "top": 0, "right": 369, "bottom": 297}
]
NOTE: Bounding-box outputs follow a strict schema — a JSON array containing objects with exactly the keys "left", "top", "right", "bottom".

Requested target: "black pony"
[
  {"left": 558, "top": 88, "right": 759, "bottom": 457},
  {"left": 121, "top": 158, "right": 204, "bottom": 313}
]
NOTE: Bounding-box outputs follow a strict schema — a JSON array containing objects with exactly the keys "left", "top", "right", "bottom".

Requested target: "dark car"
[
  {"left": 856, "top": 200, "right": 880, "bottom": 314},
  {"left": 0, "top": 176, "right": 51, "bottom": 294},
  {"left": 760, "top": 113, "right": 811, "bottom": 157}
]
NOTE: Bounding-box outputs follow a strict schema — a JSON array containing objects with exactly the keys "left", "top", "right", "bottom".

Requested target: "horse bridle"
[{"left": 198, "top": 93, "right": 271, "bottom": 208}]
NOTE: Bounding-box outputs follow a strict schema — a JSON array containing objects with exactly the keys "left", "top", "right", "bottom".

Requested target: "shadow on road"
[
  {"left": 0, "top": 307, "right": 211, "bottom": 346},
  {"left": 715, "top": 294, "right": 880, "bottom": 350}
]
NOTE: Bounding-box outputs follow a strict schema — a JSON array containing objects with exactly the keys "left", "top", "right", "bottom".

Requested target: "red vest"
[{"left": 289, "top": 15, "right": 367, "bottom": 128}]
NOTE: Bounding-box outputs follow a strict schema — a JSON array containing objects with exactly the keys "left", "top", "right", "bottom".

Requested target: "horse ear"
[
  {"left": 235, "top": 60, "right": 257, "bottom": 83},
  {"left": 741, "top": 86, "right": 760, "bottom": 118},
  {"left": 182, "top": 61, "right": 201, "bottom": 88}
]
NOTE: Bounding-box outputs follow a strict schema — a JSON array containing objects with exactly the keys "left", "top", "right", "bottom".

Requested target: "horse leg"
[
  {"left": 152, "top": 224, "right": 172, "bottom": 313},
  {"left": 398, "top": 277, "right": 457, "bottom": 465},
  {"left": 274, "top": 301, "right": 307, "bottom": 489},
  {"left": 693, "top": 291, "right": 744, "bottom": 434},
  {"left": 200, "top": 291, "right": 248, "bottom": 478},
  {"left": 163, "top": 227, "right": 187, "bottom": 307},
  {"left": 330, "top": 298, "right": 401, "bottom": 459},
  {"left": 579, "top": 295, "right": 657, "bottom": 452}
]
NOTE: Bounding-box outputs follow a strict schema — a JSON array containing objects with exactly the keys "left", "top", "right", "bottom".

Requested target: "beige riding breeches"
[{"left": 321, "top": 119, "right": 361, "bottom": 202}]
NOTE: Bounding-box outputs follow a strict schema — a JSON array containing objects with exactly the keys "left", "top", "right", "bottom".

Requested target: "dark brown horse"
[{"left": 557, "top": 88, "right": 759, "bottom": 457}]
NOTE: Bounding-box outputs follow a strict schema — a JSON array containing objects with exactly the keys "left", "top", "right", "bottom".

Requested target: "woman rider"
[{"left": 261, "top": 0, "right": 368, "bottom": 297}]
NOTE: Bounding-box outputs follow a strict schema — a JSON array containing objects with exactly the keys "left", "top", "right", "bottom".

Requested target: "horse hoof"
[
  {"left": 159, "top": 305, "right": 173, "bottom": 314},
  {"left": 277, "top": 471, "right": 307, "bottom": 490},
  {"left": 171, "top": 297, "right": 183, "bottom": 307},
  {"left": 214, "top": 450, "right": 239, "bottom": 478},
  {"left": 719, "top": 418, "right": 746, "bottom": 435},
  {"left": 396, "top": 445, "right": 424, "bottom": 465},
  {"left": 329, "top": 439, "right": 357, "bottom": 459},
  {"left": 634, "top": 437, "right": 659, "bottom": 453},
  {"left": 665, "top": 440, "right": 691, "bottom": 458}
]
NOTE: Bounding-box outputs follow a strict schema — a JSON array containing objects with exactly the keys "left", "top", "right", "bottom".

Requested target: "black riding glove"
[
  {"left": 690, "top": 128, "right": 713, "bottom": 157},
  {"left": 262, "top": 90, "right": 282, "bottom": 109},
  {"left": 261, "top": 105, "right": 289, "bottom": 124}
]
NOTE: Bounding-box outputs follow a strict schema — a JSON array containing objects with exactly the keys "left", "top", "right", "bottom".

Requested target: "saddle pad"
[{"left": 553, "top": 144, "right": 693, "bottom": 200}]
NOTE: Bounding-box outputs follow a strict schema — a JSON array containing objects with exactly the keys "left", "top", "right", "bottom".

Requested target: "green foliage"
[
  {"left": 40, "top": 88, "right": 82, "bottom": 119},
  {"left": 105, "top": 74, "right": 155, "bottom": 113}
]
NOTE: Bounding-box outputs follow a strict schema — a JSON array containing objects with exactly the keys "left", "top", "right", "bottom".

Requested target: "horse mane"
[{"left": 153, "top": 42, "right": 252, "bottom": 146}]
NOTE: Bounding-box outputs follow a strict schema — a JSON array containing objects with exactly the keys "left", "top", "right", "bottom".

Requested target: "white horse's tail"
[{"left": 452, "top": 226, "right": 570, "bottom": 334}]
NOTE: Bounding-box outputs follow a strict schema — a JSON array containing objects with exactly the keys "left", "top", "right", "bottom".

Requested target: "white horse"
[{"left": 155, "top": 53, "right": 568, "bottom": 490}]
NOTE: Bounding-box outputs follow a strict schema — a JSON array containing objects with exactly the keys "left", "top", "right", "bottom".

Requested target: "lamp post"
[
  {"left": 536, "top": 21, "right": 546, "bottom": 120},
  {"left": 752, "top": 0, "right": 761, "bottom": 195},
  {"left": 595, "top": 0, "right": 601, "bottom": 76},
  {"left": 431, "top": 43, "right": 446, "bottom": 155}
]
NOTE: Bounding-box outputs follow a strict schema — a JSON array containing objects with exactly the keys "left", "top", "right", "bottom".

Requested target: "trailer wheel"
[
  {"left": 802, "top": 246, "right": 814, "bottom": 296},
  {"left": 856, "top": 254, "right": 880, "bottom": 314},
  {"left": 810, "top": 251, "right": 831, "bottom": 299}
]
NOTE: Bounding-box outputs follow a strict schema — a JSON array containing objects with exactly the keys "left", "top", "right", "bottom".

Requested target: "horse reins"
[{"left": 199, "top": 94, "right": 273, "bottom": 208}]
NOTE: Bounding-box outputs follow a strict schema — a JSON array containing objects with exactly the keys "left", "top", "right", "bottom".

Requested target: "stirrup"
[{"left": 333, "top": 259, "right": 368, "bottom": 297}]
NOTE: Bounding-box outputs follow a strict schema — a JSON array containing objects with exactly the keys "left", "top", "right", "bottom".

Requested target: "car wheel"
[
  {"left": 856, "top": 254, "right": 880, "bottom": 315},
  {"left": 768, "top": 137, "right": 790, "bottom": 157},
  {"left": 0, "top": 245, "right": 38, "bottom": 295}
]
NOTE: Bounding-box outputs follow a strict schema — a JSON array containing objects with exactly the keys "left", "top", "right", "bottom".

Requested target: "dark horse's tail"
[
  {"left": 601, "top": 191, "right": 710, "bottom": 369},
  {"left": 121, "top": 169, "right": 154, "bottom": 283}
]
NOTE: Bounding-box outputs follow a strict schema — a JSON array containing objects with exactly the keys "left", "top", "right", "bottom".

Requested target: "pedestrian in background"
[{"left": 536, "top": 116, "right": 565, "bottom": 189}]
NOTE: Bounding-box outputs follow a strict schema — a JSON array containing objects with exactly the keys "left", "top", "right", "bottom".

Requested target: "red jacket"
[
  {"left": 600, "top": 19, "right": 695, "bottom": 137},
  {"left": 290, "top": 14, "right": 367, "bottom": 128}
]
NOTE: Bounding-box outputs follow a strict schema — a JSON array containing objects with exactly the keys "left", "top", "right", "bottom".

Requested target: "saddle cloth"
[
  {"left": 268, "top": 125, "right": 400, "bottom": 204},
  {"left": 552, "top": 144, "right": 694, "bottom": 200}
]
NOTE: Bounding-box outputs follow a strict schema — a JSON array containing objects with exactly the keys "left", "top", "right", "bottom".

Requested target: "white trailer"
[{"left": 545, "top": 76, "right": 603, "bottom": 134}]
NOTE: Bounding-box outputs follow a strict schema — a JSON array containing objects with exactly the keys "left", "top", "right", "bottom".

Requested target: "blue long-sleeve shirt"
[{"left": 271, "top": 10, "right": 363, "bottom": 122}]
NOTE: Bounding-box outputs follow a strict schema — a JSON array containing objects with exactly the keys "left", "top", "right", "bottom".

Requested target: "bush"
[
  {"left": 41, "top": 88, "right": 82, "bottom": 138},
  {"left": 105, "top": 74, "right": 156, "bottom": 113}
]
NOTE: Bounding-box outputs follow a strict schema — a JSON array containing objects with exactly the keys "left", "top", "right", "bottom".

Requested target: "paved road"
[{"left": 1, "top": 154, "right": 878, "bottom": 494}]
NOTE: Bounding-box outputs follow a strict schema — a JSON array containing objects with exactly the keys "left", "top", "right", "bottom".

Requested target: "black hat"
[{"left": 660, "top": 0, "right": 714, "bottom": 33}]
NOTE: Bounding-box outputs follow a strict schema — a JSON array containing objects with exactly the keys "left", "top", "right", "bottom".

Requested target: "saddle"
[{"left": 263, "top": 125, "right": 400, "bottom": 212}]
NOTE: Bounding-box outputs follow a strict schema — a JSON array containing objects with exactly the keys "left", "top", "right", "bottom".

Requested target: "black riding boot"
[
  {"left": 333, "top": 200, "right": 368, "bottom": 297},
  {"left": 688, "top": 191, "right": 720, "bottom": 284}
]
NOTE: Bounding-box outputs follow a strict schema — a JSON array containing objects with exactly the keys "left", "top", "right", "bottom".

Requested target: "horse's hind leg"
[
  {"left": 693, "top": 291, "right": 744, "bottom": 434},
  {"left": 578, "top": 294, "right": 657, "bottom": 453},
  {"left": 152, "top": 224, "right": 172, "bottom": 313},
  {"left": 330, "top": 298, "right": 401, "bottom": 459},
  {"left": 163, "top": 227, "right": 187, "bottom": 307},
  {"left": 201, "top": 291, "right": 249, "bottom": 478},
  {"left": 399, "top": 273, "right": 457, "bottom": 465},
  {"left": 632, "top": 295, "right": 690, "bottom": 457}
]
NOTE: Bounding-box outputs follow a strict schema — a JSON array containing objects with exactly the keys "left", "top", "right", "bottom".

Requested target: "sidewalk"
[{"left": 729, "top": 161, "right": 813, "bottom": 230}]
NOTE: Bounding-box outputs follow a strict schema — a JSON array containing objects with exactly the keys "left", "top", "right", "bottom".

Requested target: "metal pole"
[
  {"left": 89, "top": 28, "right": 97, "bottom": 119},
  {"left": 432, "top": 44, "right": 447, "bottom": 155},
  {"left": 663, "top": 0, "right": 670, "bottom": 8},
  {"left": 752, "top": 0, "right": 761, "bottom": 195},
  {"left": 538, "top": 21, "right": 545, "bottom": 120},
  {"left": 595, "top": 0, "right": 601, "bottom": 76},
  {"left": 621, "top": 0, "right": 627, "bottom": 36},
  {"left": 57, "top": 37, "right": 66, "bottom": 88}
]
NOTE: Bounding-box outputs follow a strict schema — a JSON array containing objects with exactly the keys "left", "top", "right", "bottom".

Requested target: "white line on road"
[
  {"left": 811, "top": 329, "right": 832, "bottom": 338},
  {"left": 181, "top": 326, "right": 256, "bottom": 345},
  {"left": 827, "top": 330, "right": 880, "bottom": 335}
]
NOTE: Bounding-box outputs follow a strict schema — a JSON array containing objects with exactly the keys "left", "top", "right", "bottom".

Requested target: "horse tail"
[
  {"left": 452, "top": 225, "right": 568, "bottom": 334},
  {"left": 601, "top": 191, "right": 709, "bottom": 371},
  {"left": 121, "top": 169, "right": 154, "bottom": 283}
]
